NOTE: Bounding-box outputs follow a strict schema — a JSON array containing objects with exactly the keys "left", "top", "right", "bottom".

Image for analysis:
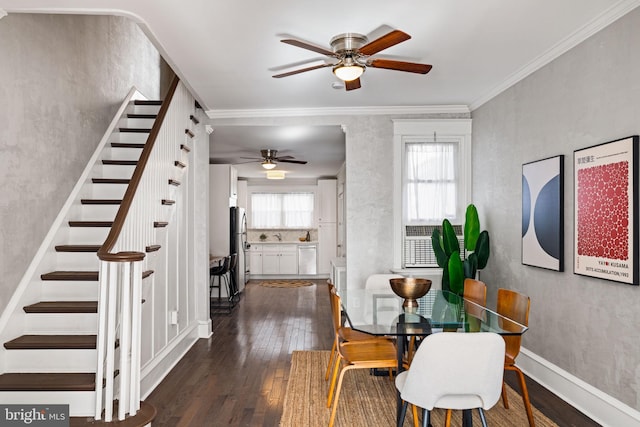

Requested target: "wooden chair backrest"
[
  {"left": 496, "top": 288, "right": 530, "bottom": 362},
  {"left": 328, "top": 288, "right": 342, "bottom": 336},
  {"left": 463, "top": 278, "right": 487, "bottom": 306}
]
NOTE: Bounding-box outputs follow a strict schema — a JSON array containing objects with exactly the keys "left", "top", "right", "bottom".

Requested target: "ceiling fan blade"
[
  {"left": 275, "top": 155, "right": 294, "bottom": 160},
  {"left": 272, "top": 63, "right": 332, "bottom": 78},
  {"left": 345, "top": 78, "right": 361, "bottom": 91},
  {"left": 368, "top": 59, "right": 432, "bottom": 74},
  {"left": 358, "top": 30, "right": 411, "bottom": 56},
  {"left": 281, "top": 39, "right": 336, "bottom": 57},
  {"left": 279, "top": 159, "right": 308, "bottom": 164}
]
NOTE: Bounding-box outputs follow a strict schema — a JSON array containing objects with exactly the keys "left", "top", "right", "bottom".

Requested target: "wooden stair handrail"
[{"left": 97, "top": 76, "right": 180, "bottom": 262}]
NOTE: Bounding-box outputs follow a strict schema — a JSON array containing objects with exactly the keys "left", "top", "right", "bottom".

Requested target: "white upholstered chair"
[{"left": 395, "top": 332, "right": 505, "bottom": 427}]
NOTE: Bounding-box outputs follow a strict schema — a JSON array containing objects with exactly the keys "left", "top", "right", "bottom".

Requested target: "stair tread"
[
  {"left": 81, "top": 199, "right": 122, "bottom": 205},
  {"left": 103, "top": 160, "right": 138, "bottom": 166},
  {"left": 92, "top": 178, "right": 131, "bottom": 184},
  {"left": 0, "top": 373, "right": 95, "bottom": 391},
  {"left": 127, "top": 113, "right": 157, "bottom": 119},
  {"left": 41, "top": 271, "right": 99, "bottom": 281},
  {"left": 55, "top": 245, "right": 101, "bottom": 253},
  {"left": 110, "top": 142, "right": 145, "bottom": 149},
  {"left": 4, "top": 335, "right": 96, "bottom": 350},
  {"left": 154, "top": 221, "right": 168, "bottom": 228},
  {"left": 146, "top": 245, "right": 161, "bottom": 253},
  {"left": 68, "top": 221, "right": 113, "bottom": 227},
  {"left": 24, "top": 301, "right": 98, "bottom": 313},
  {"left": 118, "top": 128, "right": 151, "bottom": 133},
  {"left": 134, "top": 100, "right": 162, "bottom": 105}
]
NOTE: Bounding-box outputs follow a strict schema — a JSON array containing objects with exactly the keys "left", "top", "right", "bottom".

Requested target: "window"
[
  {"left": 251, "top": 192, "right": 314, "bottom": 228},
  {"left": 405, "top": 141, "right": 458, "bottom": 223},
  {"left": 392, "top": 119, "right": 472, "bottom": 269}
]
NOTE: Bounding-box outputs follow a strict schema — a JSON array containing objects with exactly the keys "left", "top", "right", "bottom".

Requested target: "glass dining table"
[{"left": 338, "top": 287, "right": 528, "bottom": 427}]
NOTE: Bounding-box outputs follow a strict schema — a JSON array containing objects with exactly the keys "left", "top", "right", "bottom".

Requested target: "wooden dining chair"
[
  {"left": 497, "top": 288, "right": 535, "bottom": 427},
  {"left": 326, "top": 289, "right": 398, "bottom": 427},
  {"left": 324, "top": 282, "right": 385, "bottom": 380},
  {"left": 464, "top": 278, "right": 487, "bottom": 306}
]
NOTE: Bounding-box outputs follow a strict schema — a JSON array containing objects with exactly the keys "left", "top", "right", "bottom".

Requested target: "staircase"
[{"left": 0, "top": 88, "right": 196, "bottom": 419}]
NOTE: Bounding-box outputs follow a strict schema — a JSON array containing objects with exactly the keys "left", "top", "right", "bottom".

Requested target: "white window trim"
[{"left": 392, "top": 119, "right": 472, "bottom": 269}]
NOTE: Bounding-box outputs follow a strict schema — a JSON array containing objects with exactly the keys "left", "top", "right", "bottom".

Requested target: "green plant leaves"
[
  {"left": 448, "top": 253, "right": 464, "bottom": 295},
  {"left": 475, "top": 230, "right": 490, "bottom": 269},
  {"left": 431, "top": 228, "right": 448, "bottom": 268},
  {"left": 464, "top": 252, "right": 478, "bottom": 279},
  {"left": 464, "top": 204, "right": 480, "bottom": 251},
  {"left": 442, "top": 219, "right": 460, "bottom": 256}
]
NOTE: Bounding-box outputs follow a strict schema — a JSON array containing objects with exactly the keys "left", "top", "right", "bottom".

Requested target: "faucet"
[{"left": 274, "top": 233, "right": 282, "bottom": 241}]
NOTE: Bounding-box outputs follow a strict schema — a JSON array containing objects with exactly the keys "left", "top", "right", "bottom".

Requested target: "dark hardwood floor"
[{"left": 145, "top": 280, "right": 600, "bottom": 426}]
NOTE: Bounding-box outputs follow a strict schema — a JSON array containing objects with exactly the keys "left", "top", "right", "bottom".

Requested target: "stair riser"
[
  {"left": 76, "top": 204, "right": 119, "bottom": 220},
  {"left": 26, "top": 314, "right": 97, "bottom": 334},
  {"left": 107, "top": 146, "right": 144, "bottom": 160},
  {"left": 41, "top": 282, "right": 98, "bottom": 301},
  {"left": 4, "top": 350, "right": 96, "bottom": 373},
  {"left": 84, "top": 183, "right": 127, "bottom": 200},
  {"left": 52, "top": 252, "right": 99, "bottom": 269},
  {"left": 66, "top": 228, "right": 110, "bottom": 244},
  {"left": 0, "top": 391, "right": 95, "bottom": 417},
  {"left": 96, "top": 164, "right": 136, "bottom": 178},
  {"left": 110, "top": 132, "right": 150, "bottom": 144},
  {"left": 121, "top": 117, "right": 156, "bottom": 128},
  {"left": 132, "top": 104, "right": 161, "bottom": 115}
]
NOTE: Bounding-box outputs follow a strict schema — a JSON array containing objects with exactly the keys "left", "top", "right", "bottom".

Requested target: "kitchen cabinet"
[
  {"left": 317, "top": 179, "right": 337, "bottom": 222},
  {"left": 249, "top": 245, "right": 262, "bottom": 275},
  {"left": 318, "top": 179, "right": 337, "bottom": 275},
  {"left": 210, "top": 164, "right": 238, "bottom": 207},
  {"left": 318, "top": 222, "right": 337, "bottom": 275},
  {"left": 261, "top": 244, "right": 298, "bottom": 275}
]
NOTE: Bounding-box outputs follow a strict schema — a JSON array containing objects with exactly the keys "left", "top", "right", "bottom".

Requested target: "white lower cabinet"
[
  {"left": 249, "top": 247, "right": 262, "bottom": 275},
  {"left": 261, "top": 244, "right": 298, "bottom": 275}
]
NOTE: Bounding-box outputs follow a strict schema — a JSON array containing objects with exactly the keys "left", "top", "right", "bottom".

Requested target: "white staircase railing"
[{"left": 95, "top": 76, "right": 194, "bottom": 422}]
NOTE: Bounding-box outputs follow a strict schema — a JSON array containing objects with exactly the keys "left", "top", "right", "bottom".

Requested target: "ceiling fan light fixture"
[
  {"left": 333, "top": 64, "right": 364, "bottom": 82},
  {"left": 262, "top": 159, "right": 277, "bottom": 170},
  {"left": 266, "top": 170, "right": 286, "bottom": 180}
]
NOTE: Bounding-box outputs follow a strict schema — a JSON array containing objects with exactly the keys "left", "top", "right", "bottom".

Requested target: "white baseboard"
[
  {"left": 198, "top": 319, "right": 212, "bottom": 338},
  {"left": 519, "top": 347, "right": 640, "bottom": 427}
]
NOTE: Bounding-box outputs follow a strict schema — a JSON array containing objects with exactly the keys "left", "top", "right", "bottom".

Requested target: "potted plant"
[
  {"left": 259, "top": 233, "right": 267, "bottom": 241},
  {"left": 431, "top": 204, "right": 490, "bottom": 297}
]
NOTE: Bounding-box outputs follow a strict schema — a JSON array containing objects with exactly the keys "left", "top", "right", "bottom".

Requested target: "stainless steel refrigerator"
[{"left": 230, "top": 206, "right": 247, "bottom": 292}]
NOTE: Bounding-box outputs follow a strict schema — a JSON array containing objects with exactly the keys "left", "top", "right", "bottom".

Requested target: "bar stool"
[{"left": 210, "top": 256, "right": 230, "bottom": 303}]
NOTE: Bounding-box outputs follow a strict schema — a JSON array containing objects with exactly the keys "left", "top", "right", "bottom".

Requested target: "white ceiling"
[{"left": 3, "top": 0, "right": 638, "bottom": 179}]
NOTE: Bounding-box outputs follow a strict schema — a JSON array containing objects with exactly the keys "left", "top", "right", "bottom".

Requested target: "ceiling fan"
[
  {"left": 272, "top": 29, "right": 432, "bottom": 91},
  {"left": 241, "top": 149, "right": 308, "bottom": 169}
]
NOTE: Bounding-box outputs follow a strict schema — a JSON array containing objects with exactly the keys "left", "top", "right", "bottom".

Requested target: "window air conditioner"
[{"left": 403, "top": 225, "right": 465, "bottom": 268}]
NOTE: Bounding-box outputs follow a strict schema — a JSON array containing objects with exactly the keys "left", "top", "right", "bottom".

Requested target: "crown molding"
[
  {"left": 0, "top": 9, "right": 7, "bottom": 19},
  {"left": 206, "top": 105, "right": 470, "bottom": 119},
  {"left": 470, "top": 0, "right": 640, "bottom": 111}
]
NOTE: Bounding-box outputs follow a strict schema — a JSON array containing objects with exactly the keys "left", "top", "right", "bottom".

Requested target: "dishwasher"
[{"left": 298, "top": 245, "right": 317, "bottom": 275}]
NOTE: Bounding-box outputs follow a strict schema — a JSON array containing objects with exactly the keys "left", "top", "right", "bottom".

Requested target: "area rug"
[
  {"left": 260, "top": 280, "right": 314, "bottom": 288},
  {"left": 280, "top": 350, "right": 559, "bottom": 427}
]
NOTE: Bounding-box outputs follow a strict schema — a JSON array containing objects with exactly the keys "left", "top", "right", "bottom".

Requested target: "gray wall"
[
  {"left": 212, "top": 112, "right": 468, "bottom": 289},
  {"left": 472, "top": 8, "right": 640, "bottom": 408},
  {"left": 0, "top": 14, "right": 168, "bottom": 309}
]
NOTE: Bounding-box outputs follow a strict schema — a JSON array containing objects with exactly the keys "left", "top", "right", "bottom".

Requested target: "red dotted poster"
[{"left": 574, "top": 136, "right": 638, "bottom": 285}]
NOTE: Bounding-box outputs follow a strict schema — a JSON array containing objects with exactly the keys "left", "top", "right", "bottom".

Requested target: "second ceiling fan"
[
  {"left": 272, "top": 29, "right": 432, "bottom": 91},
  {"left": 241, "top": 149, "right": 307, "bottom": 169}
]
